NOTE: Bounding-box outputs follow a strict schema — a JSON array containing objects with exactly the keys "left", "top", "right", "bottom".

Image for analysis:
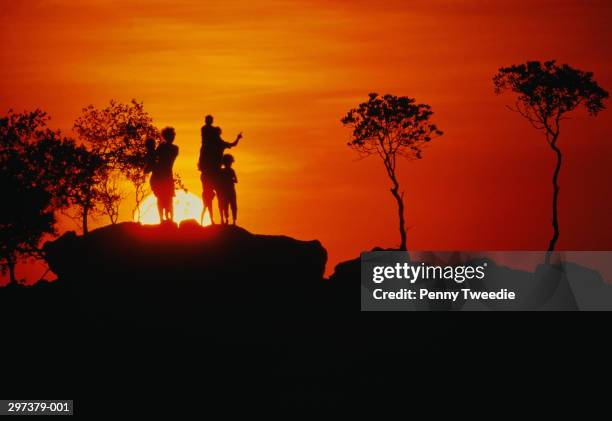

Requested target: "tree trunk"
[
  {"left": 389, "top": 175, "right": 407, "bottom": 251},
  {"left": 134, "top": 189, "right": 143, "bottom": 222},
  {"left": 7, "top": 258, "right": 17, "bottom": 285},
  {"left": 545, "top": 139, "right": 562, "bottom": 265},
  {"left": 82, "top": 206, "right": 89, "bottom": 235}
]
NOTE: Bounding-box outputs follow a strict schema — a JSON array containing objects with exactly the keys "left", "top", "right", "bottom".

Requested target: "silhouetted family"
[{"left": 144, "top": 115, "right": 241, "bottom": 225}]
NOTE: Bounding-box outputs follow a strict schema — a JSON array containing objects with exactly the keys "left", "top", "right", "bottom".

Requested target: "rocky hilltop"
[{"left": 43, "top": 221, "right": 331, "bottom": 324}]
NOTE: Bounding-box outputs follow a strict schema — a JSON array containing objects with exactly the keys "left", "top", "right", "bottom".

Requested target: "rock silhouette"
[{"left": 43, "top": 221, "right": 328, "bottom": 326}]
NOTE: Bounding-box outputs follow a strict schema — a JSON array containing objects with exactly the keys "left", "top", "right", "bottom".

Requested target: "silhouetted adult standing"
[
  {"left": 152, "top": 127, "right": 179, "bottom": 222},
  {"left": 198, "top": 115, "right": 241, "bottom": 224}
]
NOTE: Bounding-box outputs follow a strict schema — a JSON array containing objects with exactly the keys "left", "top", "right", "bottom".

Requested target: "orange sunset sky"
[{"left": 1, "top": 0, "right": 611, "bottom": 281}]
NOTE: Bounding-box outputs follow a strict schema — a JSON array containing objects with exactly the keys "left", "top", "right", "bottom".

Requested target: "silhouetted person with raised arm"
[
  {"left": 198, "top": 115, "right": 242, "bottom": 224},
  {"left": 152, "top": 127, "right": 179, "bottom": 222},
  {"left": 218, "top": 153, "right": 238, "bottom": 225}
]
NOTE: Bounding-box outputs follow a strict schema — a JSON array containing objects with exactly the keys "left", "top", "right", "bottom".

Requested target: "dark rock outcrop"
[{"left": 43, "top": 221, "right": 329, "bottom": 325}]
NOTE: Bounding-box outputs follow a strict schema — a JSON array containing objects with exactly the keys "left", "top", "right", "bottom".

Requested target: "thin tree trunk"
[
  {"left": 389, "top": 173, "right": 407, "bottom": 251},
  {"left": 8, "top": 258, "right": 17, "bottom": 285},
  {"left": 82, "top": 205, "right": 89, "bottom": 235},
  {"left": 134, "top": 185, "right": 144, "bottom": 222},
  {"left": 545, "top": 138, "right": 562, "bottom": 265}
]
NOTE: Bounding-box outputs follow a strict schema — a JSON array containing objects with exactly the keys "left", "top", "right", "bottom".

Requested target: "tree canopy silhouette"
[
  {"left": 0, "top": 110, "right": 85, "bottom": 284},
  {"left": 341, "top": 93, "right": 443, "bottom": 250},
  {"left": 74, "top": 99, "right": 159, "bottom": 226},
  {"left": 59, "top": 144, "right": 105, "bottom": 234},
  {"left": 494, "top": 60, "right": 608, "bottom": 263}
]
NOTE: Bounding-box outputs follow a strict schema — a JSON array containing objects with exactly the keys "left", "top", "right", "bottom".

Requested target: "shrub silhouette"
[
  {"left": 494, "top": 60, "right": 608, "bottom": 263},
  {"left": 341, "top": 93, "right": 443, "bottom": 250},
  {"left": 0, "top": 110, "right": 88, "bottom": 283}
]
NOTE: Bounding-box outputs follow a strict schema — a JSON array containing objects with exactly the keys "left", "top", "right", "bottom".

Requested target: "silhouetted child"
[{"left": 218, "top": 154, "right": 238, "bottom": 225}]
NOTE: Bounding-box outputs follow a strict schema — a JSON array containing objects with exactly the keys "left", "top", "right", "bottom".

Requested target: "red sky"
[{"left": 1, "top": 0, "right": 611, "bottom": 282}]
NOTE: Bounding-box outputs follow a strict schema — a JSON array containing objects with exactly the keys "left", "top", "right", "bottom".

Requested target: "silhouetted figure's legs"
[
  {"left": 156, "top": 193, "right": 173, "bottom": 223},
  {"left": 220, "top": 194, "right": 231, "bottom": 225},
  {"left": 205, "top": 189, "right": 215, "bottom": 224},
  {"left": 201, "top": 174, "right": 216, "bottom": 224},
  {"left": 218, "top": 195, "right": 226, "bottom": 224},
  {"left": 157, "top": 200, "right": 164, "bottom": 222},
  {"left": 167, "top": 199, "right": 174, "bottom": 222},
  {"left": 229, "top": 192, "right": 237, "bottom": 225}
]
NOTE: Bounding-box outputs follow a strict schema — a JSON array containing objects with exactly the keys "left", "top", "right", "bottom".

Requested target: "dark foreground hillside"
[
  {"left": 2, "top": 222, "right": 371, "bottom": 410},
  {"left": 2, "top": 223, "right": 612, "bottom": 412}
]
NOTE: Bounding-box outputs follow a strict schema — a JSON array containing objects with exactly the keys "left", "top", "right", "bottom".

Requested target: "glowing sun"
[{"left": 136, "top": 191, "right": 211, "bottom": 226}]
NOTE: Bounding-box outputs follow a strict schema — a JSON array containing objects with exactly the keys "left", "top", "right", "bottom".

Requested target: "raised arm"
[{"left": 226, "top": 132, "right": 243, "bottom": 148}]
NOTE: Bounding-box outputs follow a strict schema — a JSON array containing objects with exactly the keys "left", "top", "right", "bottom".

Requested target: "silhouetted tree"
[
  {"left": 28, "top": 130, "right": 106, "bottom": 235},
  {"left": 74, "top": 99, "right": 159, "bottom": 225},
  {"left": 0, "top": 110, "right": 77, "bottom": 283},
  {"left": 494, "top": 60, "right": 608, "bottom": 263},
  {"left": 100, "top": 172, "right": 125, "bottom": 225},
  {"left": 132, "top": 167, "right": 150, "bottom": 222},
  {"left": 59, "top": 144, "right": 105, "bottom": 235},
  {"left": 341, "top": 93, "right": 443, "bottom": 250},
  {"left": 174, "top": 173, "right": 188, "bottom": 193}
]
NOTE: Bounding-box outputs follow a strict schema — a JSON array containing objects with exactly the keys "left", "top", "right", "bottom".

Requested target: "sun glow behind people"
[{"left": 136, "top": 191, "right": 210, "bottom": 226}]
